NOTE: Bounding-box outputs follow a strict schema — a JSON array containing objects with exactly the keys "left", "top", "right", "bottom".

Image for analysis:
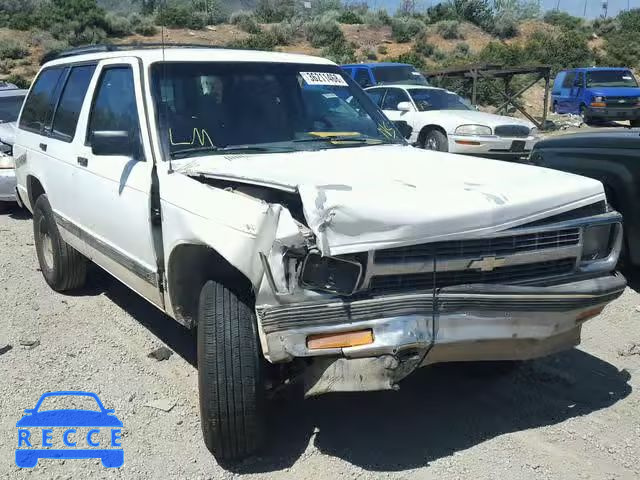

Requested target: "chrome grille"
[
  {"left": 375, "top": 229, "right": 580, "bottom": 263},
  {"left": 605, "top": 96, "right": 638, "bottom": 108},
  {"left": 370, "top": 259, "right": 576, "bottom": 294},
  {"left": 494, "top": 125, "right": 531, "bottom": 137}
]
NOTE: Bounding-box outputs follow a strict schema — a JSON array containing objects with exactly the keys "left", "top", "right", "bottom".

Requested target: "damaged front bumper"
[{"left": 258, "top": 275, "right": 626, "bottom": 396}]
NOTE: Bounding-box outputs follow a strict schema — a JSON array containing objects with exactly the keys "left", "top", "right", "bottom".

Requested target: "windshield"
[
  {"left": 408, "top": 89, "right": 472, "bottom": 111},
  {"left": 586, "top": 70, "right": 638, "bottom": 88},
  {"left": 372, "top": 66, "right": 429, "bottom": 86},
  {"left": 0, "top": 94, "right": 25, "bottom": 123},
  {"left": 151, "top": 62, "right": 404, "bottom": 159}
]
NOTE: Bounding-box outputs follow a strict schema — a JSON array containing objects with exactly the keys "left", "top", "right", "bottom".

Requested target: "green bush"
[
  {"left": 543, "top": 10, "right": 583, "bottom": 30},
  {"left": 0, "top": 38, "right": 29, "bottom": 59},
  {"left": 388, "top": 51, "right": 425, "bottom": 70},
  {"left": 492, "top": 18, "right": 519, "bottom": 39},
  {"left": 230, "top": 11, "right": 261, "bottom": 35},
  {"left": 129, "top": 14, "right": 157, "bottom": 36},
  {"left": 155, "top": 5, "right": 205, "bottom": 30},
  {"left": 391, "top": 17, "right": 425, "bottom": 43},
  {"left": 271, "top": 22, "right": 295, "bottom": 45},
  {"left": 377, "top": 45, "right": 388, "bottom": 55},
  {"left": 337, "top": 10, "right": 363, "bottom": 24},
  {"left": 105, "top": 12, "right": 131, "bottom": 37},
  {"left": 255, "top": 0, "right": 295, "bottom": 23},
  {"left": 593, "top": 17, "right": 617, "bottom": 36},
  {"left": 363, "top": 9, "right": 391, "bottom": 27},
  {"left": 3, "top": 73, "right": 30, "bottom": 89},
  {"left": 414, "top": 39, "right": 436, "bottom": 57},
  {"left": 322, "top": 40, "right": 356, "bottom": 64},
  {"left": 436, "top": 20, "right": 464, "bottom": 40},
  {"left": 226, "top": 30, "right": 278, "bottom": 51},
  {"left": 304, "top": 17, "right": 344, "bottom": 48},
  {"left": 365, "top": 49, "right": 377, "bottom": 60},
  {"left": 453, "top": 42, "right": 471, "bottom": 57},
  {"left": 524, "top": 30, "right": 594, "bottom": 73},
  {"left": 603, "top": 31, "right": 640, "bottom": 69}
]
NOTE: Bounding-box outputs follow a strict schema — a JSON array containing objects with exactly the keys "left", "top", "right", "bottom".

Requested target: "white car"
[
  {"left": 365, "top": 84, "right": 540, "bottom": 159},
  {"left": 14, "top": 46, "right": 624, "bottom": 462},
  {"left": 0, "top": 88, "right": 28, "bottom": 209}
]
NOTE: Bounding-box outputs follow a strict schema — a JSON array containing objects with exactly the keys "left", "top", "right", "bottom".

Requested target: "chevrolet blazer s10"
[{"left": 13, "top": 46, "right": 625, "bottom": 462}]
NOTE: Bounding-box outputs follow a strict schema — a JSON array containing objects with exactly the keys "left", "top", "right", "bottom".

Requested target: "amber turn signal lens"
[
  {"left": 454, "top": 140, "right": 482, "bottom": 145},
  {"left": 590, "top": 102, "right": 606, "bottom": 108},
  {"left": 307, "top": 329, "right": 374, "bottom": 350}
]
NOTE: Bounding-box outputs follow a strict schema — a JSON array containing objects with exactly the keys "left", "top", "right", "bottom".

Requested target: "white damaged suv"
[{"left": 14, "top": 46, "right": 626, "bottom": 462}]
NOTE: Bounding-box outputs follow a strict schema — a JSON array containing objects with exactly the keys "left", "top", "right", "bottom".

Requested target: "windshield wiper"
[
  {"left": 171, "top": 144, "right": 292, "bottom": 159},
  {"left": 293, "top": 135, "right": 389, "bottom": 144}
]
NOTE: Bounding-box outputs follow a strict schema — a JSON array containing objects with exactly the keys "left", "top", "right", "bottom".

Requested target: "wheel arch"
[
  {"left": 167, "top": 243, "right": 255, "bottom": 328},
  {"left": 417, "top": 124, "right": 448, "bottom": 146},
  {"left": 26, "top": 175, "right": 45, "bottom": 211}
]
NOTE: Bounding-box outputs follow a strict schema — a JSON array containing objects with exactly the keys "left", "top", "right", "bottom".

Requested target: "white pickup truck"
[{"left": 14, "top": 45, "right": 626, "bottom": 463}]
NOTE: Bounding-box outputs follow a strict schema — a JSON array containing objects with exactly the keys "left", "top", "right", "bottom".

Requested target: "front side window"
[
  {"left": 381, "top": 89, "right": 411, "bottom": 110},
  {"left": 366, "top": 88, "right": 386, "bottom": 107},
  {"left": 587, "top": 70, "right": 639, "bottom": 88},
  {"left": 19, "top": 68, "right": 65, "bottom": 133},
  {"left": 372, "top": 66, "right": 429, "bottom": 86},
  {"left": 87, "top": 67, "right": 139, "bottom": 141},
  {"left": 0, "top": 94, "right": 26, "bottom": 123},
  {"left": 52, "top": 64, "right": 96, "bottom": 141},
  {"left": 408, "top": 89, "right": 473, "bottom": 111},
  {"left": 151, "top": 62, "right": 404, "bottom": 159}
]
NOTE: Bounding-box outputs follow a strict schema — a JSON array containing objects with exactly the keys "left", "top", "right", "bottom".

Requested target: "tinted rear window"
[
  {"left": 19, "top": 68, "right": 65, "bottom": 133},
  {"left": 0, "top": 94, "right": 26, "bottom": 123},
  {"left": 52, "top": 65, "right": 96, "bottom": 141}
]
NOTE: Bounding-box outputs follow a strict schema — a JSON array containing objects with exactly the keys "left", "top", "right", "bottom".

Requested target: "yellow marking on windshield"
[
  {"left": 377, "top": 123, "right": 396, "bottom": 139},
  {"left": 308, "top": 131, "right": 361, "bottom": 138},
  {"left": 169, "top": 128, "right": 214, "bottom": 147}
]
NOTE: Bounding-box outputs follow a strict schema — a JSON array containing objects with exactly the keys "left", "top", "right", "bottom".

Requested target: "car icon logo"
[{"left": 16, "top": 391, "right": 123, "bottom": 468}]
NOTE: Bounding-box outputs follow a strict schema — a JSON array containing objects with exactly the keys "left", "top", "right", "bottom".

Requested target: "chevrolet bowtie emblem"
[{"left": 468, "top": 256, "right": 507, "bottom": 272}]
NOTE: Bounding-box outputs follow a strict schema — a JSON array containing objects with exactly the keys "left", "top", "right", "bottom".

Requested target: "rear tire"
[
  {"left": 33, "top": 195, "right": 87, "bottom": 291},
  {"left": 197, "top": 280, "right": 265, "bottom": 463},
  {"left": 422, "top": 129, "right": 449, "bottom": 152}
]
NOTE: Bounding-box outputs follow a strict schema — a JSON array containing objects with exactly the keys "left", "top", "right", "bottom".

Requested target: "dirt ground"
[{"left": 1, "top": 203, "right": 640, "bottom": 479}]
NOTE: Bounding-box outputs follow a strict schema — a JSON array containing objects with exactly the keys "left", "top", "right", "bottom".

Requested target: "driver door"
[
  {"left": 70, "top": 58, "right": 161, "bottom": 307},
  {"left": 381, "top": 88, "right": 418, "bottom": 131}
]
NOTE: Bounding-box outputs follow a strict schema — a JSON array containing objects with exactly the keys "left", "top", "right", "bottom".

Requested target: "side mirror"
[
  {"left": 397, "top": 101, "right": 413, "bottom": 112},
  {"left": 91, "top": 130, "right": 138, "bottom": 157},
  {"left": 392, "top": 120, "right": 413, "bottom": 139}
]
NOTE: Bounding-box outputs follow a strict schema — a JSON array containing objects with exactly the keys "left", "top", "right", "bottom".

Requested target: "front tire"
[
  {"left": 197, "top": 281, "right": 266, "bottom": 463},
  {"left": 422, "top": 129, "right": 449, "bottom": 152},
  {"left": 580, "top": 105, "right": 593, "bottom": 125},
  {"left": 33, "top": 195, "right": 87, "bottom": 292}
]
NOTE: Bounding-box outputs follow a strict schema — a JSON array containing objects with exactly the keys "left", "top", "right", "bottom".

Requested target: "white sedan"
[
  {"left": 365, "top": 85, "right": 540, "bottom": 160},
  {"left": 0, "top": 87, "right": 27, "bottom": 209}
]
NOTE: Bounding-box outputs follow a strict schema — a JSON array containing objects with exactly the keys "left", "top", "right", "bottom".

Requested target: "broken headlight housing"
[
  {"left": 582, "top": 224, "right": 614, "bottom": 261},
  {"left": 300, "top": 252, "right": 362, "bottom": 296}
]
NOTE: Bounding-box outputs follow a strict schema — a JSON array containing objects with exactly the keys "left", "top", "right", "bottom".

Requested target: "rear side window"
[
  {"left": 51, "top": 65, "right": 96, "bottom": 142},
  {"left": 19, "top": 68, "right": 65, "bottom": 133},
  {"left": 87, "top": 67, "right": 139, "bottom": 142},
  {"left": 354, "top": 69, "right": 372, "bottom": 88},
  {"left": 562, "top": 72, "right": 576, "bottom": 89}
]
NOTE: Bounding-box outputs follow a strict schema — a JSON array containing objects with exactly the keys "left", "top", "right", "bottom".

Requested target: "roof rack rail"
[{"left": 41, "top": 43, "right": 225, "bottom": 65}]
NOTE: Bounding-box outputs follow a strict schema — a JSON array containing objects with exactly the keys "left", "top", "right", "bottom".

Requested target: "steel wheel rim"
[{"left": 39, "top": 218, "right": 54, "bottom": 270}]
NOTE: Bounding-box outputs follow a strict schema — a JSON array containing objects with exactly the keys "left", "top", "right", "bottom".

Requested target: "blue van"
[
  {"left": 341, "top": 63, "right": 429, "bottom": 89},
  {"left": 551, "top": 67, "right": 640, "bottom": 126}
]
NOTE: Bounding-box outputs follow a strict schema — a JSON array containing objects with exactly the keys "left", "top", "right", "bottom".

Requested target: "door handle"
[
  {"left": 39, "top": 143, "right": 47, "bottom": 152},
  {"left": 77, "top": 157, "right": 88, "bottom": 167}
]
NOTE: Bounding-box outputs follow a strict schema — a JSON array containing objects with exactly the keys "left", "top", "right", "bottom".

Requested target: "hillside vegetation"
[{"left": 1, "top": 0, "right": 639, "bottom": 109}]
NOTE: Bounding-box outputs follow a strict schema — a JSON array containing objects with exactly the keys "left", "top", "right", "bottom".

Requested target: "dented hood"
[{"left": 178, "top": 145, "right": 604, "bottom": 255}]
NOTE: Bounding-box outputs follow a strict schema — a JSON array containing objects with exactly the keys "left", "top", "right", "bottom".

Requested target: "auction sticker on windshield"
[
  {"left": 15, "top": 391, "right": 123, "bottom": 468},
  {"left": 300, "top": 72, "right": 348, "bottom": 86}
]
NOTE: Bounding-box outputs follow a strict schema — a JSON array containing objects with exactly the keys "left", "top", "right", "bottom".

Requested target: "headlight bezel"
[
  {"left": 581, "top": 224, "right": 614, "bottom": 262},
  {"left": 529, "top": 127, "right": 539, "bottom": 137},
  {"left": 299, "top": 252, "right": 363, "bottom": 296},
  {"left": 455, "top": 124, "right": 493, "bottom": 136}
]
